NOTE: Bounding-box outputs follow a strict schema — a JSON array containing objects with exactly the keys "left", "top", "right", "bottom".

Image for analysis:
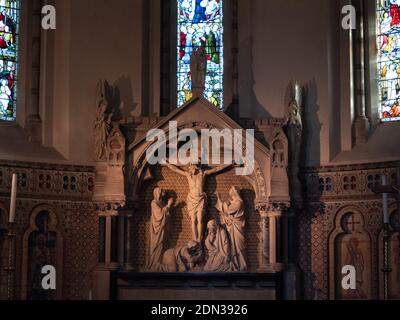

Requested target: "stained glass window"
[
  {"left": 377, "top": 0, "right": 400, "bottom": 122},
  {"left": 177, "top": 0, "right": 224, "bottom": 109}
]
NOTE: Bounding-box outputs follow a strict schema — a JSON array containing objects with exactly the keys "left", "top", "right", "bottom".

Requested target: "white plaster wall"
[
  {"left": 238, "top": 0, "right": 336, "bottom": 167},
  {"left": 0, "top": 0, "right": 398, "bottom": 168}
]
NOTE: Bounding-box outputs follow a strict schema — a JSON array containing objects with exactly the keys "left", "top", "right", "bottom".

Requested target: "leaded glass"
[
  {"left": 177, "top": 0, "right": 224, "bottom": 109},
  {"left": 377, "top": 0, "right": 400, "bottom": 121}
]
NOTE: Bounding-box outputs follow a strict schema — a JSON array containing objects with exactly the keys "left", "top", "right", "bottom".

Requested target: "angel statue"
[{"left": 94, "top": 80, "right": 113, "bottom": 161}]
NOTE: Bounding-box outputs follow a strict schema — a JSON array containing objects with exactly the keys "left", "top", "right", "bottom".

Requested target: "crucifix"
[
  {"left": 165, "top": 160, "right": 239, "bottom": 242},
  {"left": 371, "top": 168, "right": 400, "bottom": 300}
]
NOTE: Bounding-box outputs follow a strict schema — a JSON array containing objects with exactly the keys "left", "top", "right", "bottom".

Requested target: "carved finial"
[
  {"left": 190, "top": 47, "right": 207, "bottom": 98},
  {"left": 292, "top": 81, "right": 303, "bottom": 109},
  {"left": 287, "top": 81, "right": 303, "bottom": 129}
]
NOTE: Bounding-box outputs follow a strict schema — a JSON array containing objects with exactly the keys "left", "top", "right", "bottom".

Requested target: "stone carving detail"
[
  {"left": 94, "top": 80, "right": 113, "bottom": 162},
  {"left": 331, "top": 212, "right": 372, "bottom": 300},
  {"left": 161, "top": 241, "right": 203, "bottom": 272},
  {"left": 147, "top": 181, "right": 247, "bottom": 273},
  {"left": 302, "top": 165, "right": 399, "bottom": 202},
  {"left": 203, "top": 220, "right": 232, "bottom": 272},
  {"left": 164, "top": 161, "right": 237, "bottom": 242},
  {"left": 147, "top": 188, "right": 173, "bottom": 272},
  {"left": 0, "top": 197, "right": 96, "bottom": 300},
  {"left": 286, "top": 81, "right": 303, "bottom": 129},
  {"left": 216, "top": 187, "right": 247, "bottom": 272},
  {"left": 106, "top": 122, "right": 125, "bottom": 166},
  {"left": 0, "top": 163, "right": 94, "bottom": 200},
  {"left": 190, "top": 47, "right": 207, "bottom": 97}
]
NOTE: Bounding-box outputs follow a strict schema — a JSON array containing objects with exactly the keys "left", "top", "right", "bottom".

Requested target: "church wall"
[
  {"left": 66, "top": 0, "right": 144, "bottom": 165},
  {"left": 2, "top": 0, "right": 145, "bottom": 166},
  {"left": 3, "top": 0, "right": 398, "bottom": 168},
  {"left": 242, "top": 0, "right": 339, "bottom": 167},
  {"left": 299, "top": 162, "right": 400, "bottom": 300},
  {"left": 0, "top": 162, "right": 97, "bottom": 300}
]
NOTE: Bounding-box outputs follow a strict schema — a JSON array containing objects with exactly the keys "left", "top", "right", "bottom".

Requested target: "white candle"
[
  {"left": 382, "top": 174, "right": 389, "bottom": 224},
  {"left": 9, "top": 173, "right": 17, "bottom": 224}
]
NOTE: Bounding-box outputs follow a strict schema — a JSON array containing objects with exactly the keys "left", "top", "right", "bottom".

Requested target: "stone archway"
[{"left": 21, "top": 204, "right": 64, "bottom": 300}]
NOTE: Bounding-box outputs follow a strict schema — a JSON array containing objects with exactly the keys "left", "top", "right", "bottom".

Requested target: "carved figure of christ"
[{"left": 165, "top": 161, "right": 235, "bottom": 242}]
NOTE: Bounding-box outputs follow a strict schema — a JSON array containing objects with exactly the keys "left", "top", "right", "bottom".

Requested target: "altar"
[{"left": 92, "top": 77, "right": 302, "bottom": 300}]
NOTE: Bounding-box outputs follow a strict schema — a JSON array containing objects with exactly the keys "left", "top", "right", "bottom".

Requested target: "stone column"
[
  {"left": 93, "top": 203, "right": 124, "bottom": 300},
  {"left": 283, "top": 206, "right": 302, "bottom": 300},
  {"left": 124, "top": 209, "right": 135, "bottom": 271},
  {"left": 267, "top": 204, "right": 286, "bottom": 272},
  {"left": 257, "top": 206, "right": 269, "bottom": 272},
  {"left": 352, "top": 0, "right": 370, "bottom": 145},
  {"left": 257, "top": 203, "right": 286, "bottom": 272},
  {"left": 268, "top": 212, "right": 277, "bottom": 265},
  {"left": 96, "top": 205, "right": 121, "bottom": 270},
  {"left": 25, "top": 0, "right": 42, "bottom": 142}
]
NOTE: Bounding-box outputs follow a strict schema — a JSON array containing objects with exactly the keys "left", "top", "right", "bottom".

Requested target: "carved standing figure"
[
  {"left": 216, "top": 187, "right": 247, "bottom": 272},
  {"left": 165, "top": 161, "right": 236, "bottom": 242},
  {"left": 203, "top": 220, "right": 232, "bottom": 272},
  {"left": 345, "top": 237, "right": 366, "bottom": 299},
  {"left": 190, "top": 46, "right": 207, "bottom": 97},
  {"left": 285, "top": 81, "right": 303, "bottom": 207},
  {"left": 286, "top": 81, "right": 303, "bottom": 164},
  {"left": 147, "top": 187, "right": 174, "bottom": 272},
  {"left": 94, "top": 80, "right": 112, "bottom": 161}
]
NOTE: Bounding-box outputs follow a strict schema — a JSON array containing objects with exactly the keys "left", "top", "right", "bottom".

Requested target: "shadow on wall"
[
  {"left": 236, "top": 37, "right": 272, "bottom": 120},
  {"left": 296, "top": 79, "right": 324, "bottom": 299},
  {"left": 112, "top": 76, "right": 138, "bottom": 121},
  {"left": 302, "top": 78, "right": 322, "bottom": 168}
]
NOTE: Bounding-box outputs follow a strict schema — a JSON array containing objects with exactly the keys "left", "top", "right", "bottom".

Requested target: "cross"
[
  {"left": 371, "top": 167, "right": 400, "bottom": 300},
  {"left": 371, "top": 167, "right": 400, "bottom": 221},
  {"left": 347, "top": 214, "right": 361, "bottom": 232}
]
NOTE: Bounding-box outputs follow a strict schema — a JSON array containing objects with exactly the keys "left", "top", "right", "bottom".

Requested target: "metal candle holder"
[{"left": 4, "top": 222, "right": 16, "bottom": 300}]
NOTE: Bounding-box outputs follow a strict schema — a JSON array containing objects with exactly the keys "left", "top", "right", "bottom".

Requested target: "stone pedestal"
[{"left": 92, "top": 121, "right": 126, "bottom": 300}]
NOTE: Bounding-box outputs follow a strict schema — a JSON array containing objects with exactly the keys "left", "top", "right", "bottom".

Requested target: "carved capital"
[
  {"left": 255, "top": 202, "right": 269, "bottom": 217},
  {"left": 95, "top": 201, "right": 126, "bottom": 215},
  {"left": 267, "top": 202, "right": 290, "bottom": 217}
]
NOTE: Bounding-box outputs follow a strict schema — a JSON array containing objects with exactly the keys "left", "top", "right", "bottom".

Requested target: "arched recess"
[
  {"left": 0, "top": 202, "right": 8, "bottom": 299},
  {"left": 21, "top": 204, "right": 64, "bottom": 300},
  {"left": 378, "top": 204, "right": 400, "bottom": 299},
  {"left": 126, "top": 116, "right": 270, "bottom": 272},
  {"left": 328, "top": 206, "right": 373, "bottom": 300},
  {"left": 129, "top": 122, "right": 268, "bottom": 205},
  {"left": 267, "top": 127, "right": 289, "bottom": 202}
]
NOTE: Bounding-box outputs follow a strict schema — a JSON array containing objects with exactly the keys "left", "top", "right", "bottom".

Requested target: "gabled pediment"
[{"left": 128, "top": 97, "right": 270, "bottom": 154}]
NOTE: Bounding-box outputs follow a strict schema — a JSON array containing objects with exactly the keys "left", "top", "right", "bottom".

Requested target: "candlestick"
[
  {"left": 382, "top": 174, "right": 389, "bottom": 224},
  {"left": 9, "top": 173, "right": 17, "bottom": 223},
  {"left": 5, "top": 223, "right": 16, "bottom": 300}
]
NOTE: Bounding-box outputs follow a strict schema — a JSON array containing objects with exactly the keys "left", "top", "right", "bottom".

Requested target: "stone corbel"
[{"left": 25, "top": 114, "right": 42, "bottom": 143}]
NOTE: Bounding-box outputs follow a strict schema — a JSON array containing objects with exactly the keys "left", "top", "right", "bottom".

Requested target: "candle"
[
  {"left": 382, "top": 174, "right": 389, "bottom": 224},
  {"left": 9, "top": 173, "right": 17, "bottom": 224}
]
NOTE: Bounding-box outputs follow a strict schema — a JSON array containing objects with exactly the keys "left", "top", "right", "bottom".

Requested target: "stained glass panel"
[
  {"left": 177, "top": 0, "right": 224, "bottom": 109},
  {"left": 377, "top": 0, "right": 400, "bottom": 121}
]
